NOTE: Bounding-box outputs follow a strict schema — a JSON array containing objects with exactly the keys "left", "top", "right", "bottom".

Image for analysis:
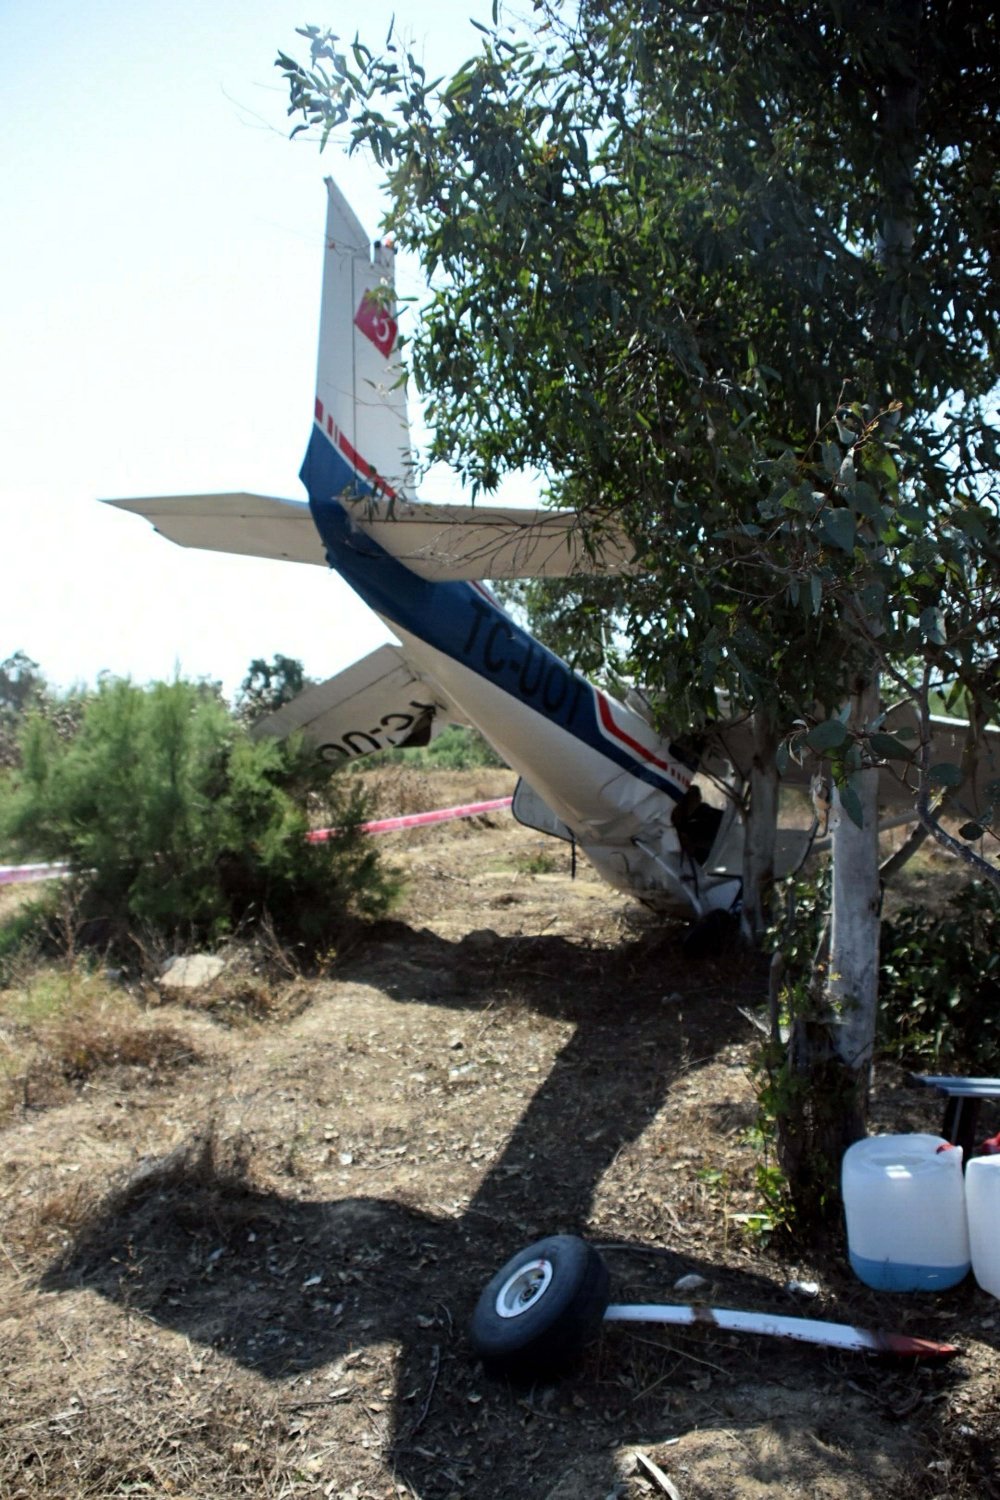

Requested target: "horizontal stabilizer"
[
  {"left": 109, "top": 492, "right": 636, "bottom": 581},
  {"left": 347, "top": 500, "right": 636, "bottom": 580},
  {"left": 105, "top": 493, "right": 327, "bottom": 566},
  {"left": 253, "top": 644, "right": 464, "bottom": 763}
]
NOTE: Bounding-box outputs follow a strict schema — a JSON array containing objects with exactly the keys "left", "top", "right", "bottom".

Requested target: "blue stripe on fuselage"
[{"left": 300, "top": 424, "right": 683, "bottom": 800}]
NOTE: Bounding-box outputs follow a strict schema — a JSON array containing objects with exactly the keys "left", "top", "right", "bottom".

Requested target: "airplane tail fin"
[
  {"left": 303, "top": 179, "right": 638, "bottom": 579},
  {"left": 310, "top": 177, "right": 414, "bottom": 502}
]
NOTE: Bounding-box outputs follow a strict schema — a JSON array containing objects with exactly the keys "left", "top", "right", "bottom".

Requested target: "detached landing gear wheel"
[{"left": 469, "top": 1235, "right": 610, "bottom": 1376}]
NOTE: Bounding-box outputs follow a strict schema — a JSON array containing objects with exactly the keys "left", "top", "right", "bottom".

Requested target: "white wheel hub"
[{"left": 494, "top": 1257, "right": 554, "bottom": 1319}]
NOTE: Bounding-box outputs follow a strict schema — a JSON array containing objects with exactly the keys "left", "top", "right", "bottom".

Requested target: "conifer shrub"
[{"left": 0, "top": 677, "right": 398, "bottom": 955}]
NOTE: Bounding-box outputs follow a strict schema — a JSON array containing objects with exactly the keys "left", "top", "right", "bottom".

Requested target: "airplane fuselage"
[{"left": 300, "top": 416, "right": 732, "bottom": 909}]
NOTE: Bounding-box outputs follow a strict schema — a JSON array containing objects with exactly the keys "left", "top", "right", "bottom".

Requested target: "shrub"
[
  {"left": 422, "top": 724, "right": 506, "bottom": 770},
  {"left": 352, "top": 722, "right": 506, "bottom": 772},
  {"left": 0, "top": 677, "right": 398, "bottom": 955},
  {"left": 879, "top": 880, "right": 1000, "bottom": 1072}
]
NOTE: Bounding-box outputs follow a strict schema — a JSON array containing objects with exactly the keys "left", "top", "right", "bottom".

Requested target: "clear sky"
[{"left": 1, "top": 0, "right": 517, "bottom": 699}]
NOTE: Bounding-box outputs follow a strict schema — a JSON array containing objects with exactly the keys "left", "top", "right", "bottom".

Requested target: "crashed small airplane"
[{"left": 109, "top": 180, "right": 994, "bottom": 920}]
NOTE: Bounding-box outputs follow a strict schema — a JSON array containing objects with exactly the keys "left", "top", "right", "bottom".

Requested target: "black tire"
[{"left": 469, "top": 1235, "right": 610, "bottom": 1376}]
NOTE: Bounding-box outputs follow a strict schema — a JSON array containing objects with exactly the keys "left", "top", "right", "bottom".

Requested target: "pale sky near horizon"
[{"left": 1, "top": 0, "right": 526, "bottom": 699}]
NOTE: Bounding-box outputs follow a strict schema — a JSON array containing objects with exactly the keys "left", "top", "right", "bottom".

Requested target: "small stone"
[{"left": 159, "top": 953, "right": 225, "bottom": 990}]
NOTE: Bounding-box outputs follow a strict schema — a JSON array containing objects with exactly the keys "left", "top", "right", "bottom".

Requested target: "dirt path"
[{"left": 1, "top": 771, "right": 998, "bottom": 1498}]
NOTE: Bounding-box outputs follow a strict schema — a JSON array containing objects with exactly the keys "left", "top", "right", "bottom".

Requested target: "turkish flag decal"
[{"left": 354, "top": 292, "right": 397, "bottom": 358}]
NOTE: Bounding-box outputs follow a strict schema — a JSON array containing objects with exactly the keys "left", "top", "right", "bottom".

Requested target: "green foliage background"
[
  {"left": 880, "top": 880, "right": 1000, "bottom": 1073},
  {"left": 350, "top": 722, "right": 506, "bottom": 772}
]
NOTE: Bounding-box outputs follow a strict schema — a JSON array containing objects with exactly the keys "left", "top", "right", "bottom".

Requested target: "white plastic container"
[
  {"left": 842, "top": 1134, "right": 970, "bottom": 1291},
  {"left": 965, "top": 1155, "right": 1000, "bottom": 1299}
]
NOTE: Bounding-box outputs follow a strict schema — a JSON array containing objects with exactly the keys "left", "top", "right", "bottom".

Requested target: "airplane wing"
[
  {"left": 105, "top": 494, "right": 326, "bottom": 566},
  {"left": 106, "top": 493, "right": 635, "bottom": 580},
  {"left": 252, "top": 643, "right": 468, "bottom": 763},
  {"left": 709, "top": 706, "right": 1000, "bottom": 815}
]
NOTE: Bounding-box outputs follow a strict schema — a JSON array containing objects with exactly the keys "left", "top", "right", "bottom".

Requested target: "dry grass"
[
  {"left": 0, "top": 961, "right": 200, "bottom": 1122},
  {"left": 0, "top": 912, "right": 343, "bottom": 1129},
  {"left": 148, "top": 950, "right": 318, "bottom": 1030},
  {"left": 352, "top": 763, "right": 516, "bottom": 825},
  {"left": 0, "top": 1357, "right": 297, "bottom": 1500},
  {"left": 1, "top": 770, "right": 999, "bottom": 1500}
]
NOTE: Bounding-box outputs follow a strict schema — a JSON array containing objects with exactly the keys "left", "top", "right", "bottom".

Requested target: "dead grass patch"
[
  {"left": 145, "top": 947, "right": 323, "bottom": 1029},
  {"left": 0, "top": 962, "right": 200, "bottom": 1121},
  {"left": 352, "top": 764, "right": 515, "bottom": 823},
  {"left": 0, "top": 1358, "right": 295, "bottom": 1500},
  {"left": 13, "top": 1123, "right": 264, "bottom": 1278}
]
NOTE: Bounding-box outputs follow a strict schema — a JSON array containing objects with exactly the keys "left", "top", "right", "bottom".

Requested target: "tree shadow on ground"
[{"left": 39, "top": 922, "right": 910, "bottom": 1499}]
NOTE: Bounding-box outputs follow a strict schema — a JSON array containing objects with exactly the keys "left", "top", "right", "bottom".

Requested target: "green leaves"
[
  {"left": 805, "top": 718, "right": 849, "bottom": 752},
  {"left": 928, "top": 761, "right": 964, "bottom": 788},
  {"left": 819, "top": 508, "right": 856, "bottom": 554},
  {"left": 880, "top": 882, "right": 1000, "bottom": 1072},
  {"left": 837, "top": 780, "right": 865, "bottom": 830},
  {"left": 868, "top": 731, "right": 913, "bottom": 762}
]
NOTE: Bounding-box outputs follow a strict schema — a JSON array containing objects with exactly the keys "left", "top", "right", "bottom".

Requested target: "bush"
[
  {"left": 879, "top": 880, "right": 1000, "bottom": 1072},
  {"left": 351, "top": 722, "right": 506, "bottom": 773},
  {"left": 0, "top": 677, "right": 398, "bottom": 955}
]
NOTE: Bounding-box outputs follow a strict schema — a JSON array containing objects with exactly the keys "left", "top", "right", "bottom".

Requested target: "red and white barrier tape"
[
  {"left": 306, "top": 796, "right": 513, "bottom": 842},
  {"left": 0, "top": 798, "right": 514, "bottom": 884},
  {"left": 0, "top": 862, "right": 71, "bottom": 887}
]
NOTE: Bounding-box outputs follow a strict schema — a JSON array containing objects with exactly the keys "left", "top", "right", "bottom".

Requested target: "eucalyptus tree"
[
  {"left": 279, "top": 1, "right": 1000, "bottom": 1207},
  {"left": 235, "top": 654, "right": 313, "bottom": 725}
]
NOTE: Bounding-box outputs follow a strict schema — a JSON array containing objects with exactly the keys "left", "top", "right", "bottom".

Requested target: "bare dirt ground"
[{"left": 1, "top": 767, "right": 998, "bottom": 1500}]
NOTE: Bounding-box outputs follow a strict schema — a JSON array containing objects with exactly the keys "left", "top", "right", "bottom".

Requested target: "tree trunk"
[
  {"left": 741, "top": 711, "right": 780, "bottom": 942},
  {"left": 827, "top": 672, "right": 882, "bottom": 1090},
  {"left": 774, "top": 671, "right": 882, "bottom": 1223}
]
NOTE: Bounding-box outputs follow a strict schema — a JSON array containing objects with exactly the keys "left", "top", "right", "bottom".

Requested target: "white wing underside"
[
  {"left": 105, "top": 492, "right": 637, "bottom": 581},
  {"left": 253, "top": 643, "right": 467, "bottom": 758}
]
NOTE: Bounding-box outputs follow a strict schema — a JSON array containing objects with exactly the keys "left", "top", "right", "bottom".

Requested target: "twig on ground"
[
  {"left": 407, "top": 1344, "right": 440, "bottom": 1440},
  {"left": 634, "top": 1448, "right": 683, "bottom": 1498}
]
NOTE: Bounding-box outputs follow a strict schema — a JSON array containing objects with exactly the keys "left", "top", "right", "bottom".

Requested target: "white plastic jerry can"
[
  {"left": 842, "top": 1134, "right": 970, "bottom": 1291},
  {"left": 965, "top": 1155, "right": 1000, "bottom": 1299}
]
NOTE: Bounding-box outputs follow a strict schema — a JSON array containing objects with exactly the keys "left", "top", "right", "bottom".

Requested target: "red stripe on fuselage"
[
  {"left": 596, "top": 693, "right": 690, "bottom": 789},
  {"left": 336, "top": 427, "right": 399, "bottom": 501},
  {"left": 313, "top": 399, "right": 400, "bottom": 501}
]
